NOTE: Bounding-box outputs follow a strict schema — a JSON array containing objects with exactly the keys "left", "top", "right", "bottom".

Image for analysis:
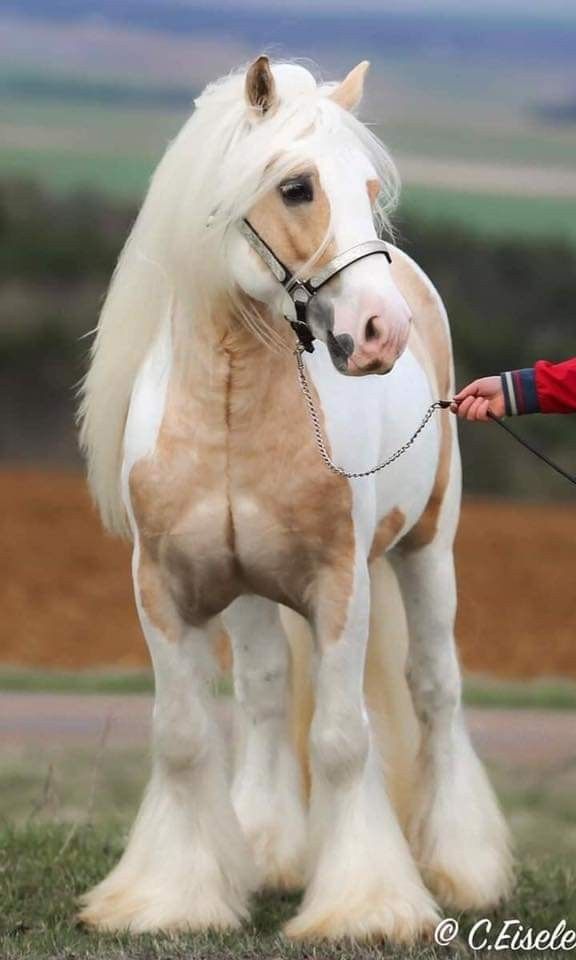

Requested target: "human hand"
[{"left": 451, "top": 376, "right": 506, "bottom": 421}]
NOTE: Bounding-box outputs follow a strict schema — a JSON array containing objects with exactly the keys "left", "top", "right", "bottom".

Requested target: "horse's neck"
[{"left": 168, "top": 298, "right": 298, "bottom": 422}]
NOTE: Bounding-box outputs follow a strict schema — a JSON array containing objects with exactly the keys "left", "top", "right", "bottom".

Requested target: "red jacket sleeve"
[
  {"left": 501, "top": 358, "right": 576, "bottom": 415},
  {"left": 534, "top": 359, "right": 576, "bottom": 414}
]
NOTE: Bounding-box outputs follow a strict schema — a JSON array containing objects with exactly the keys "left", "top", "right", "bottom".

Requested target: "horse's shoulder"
[
  {"left": 387, "top": 245, "right": 446, "bottom": 320},
  {"left": 386, "top": 246, "right": 458, "bottom": 551},
  {"left": 388, "top": 244, "right": 453, "bottom": 399}
]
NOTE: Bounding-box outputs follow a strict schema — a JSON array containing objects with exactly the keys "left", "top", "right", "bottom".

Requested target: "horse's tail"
[{"left": 284, "top": 557, "right": 418, "bottom": 824}]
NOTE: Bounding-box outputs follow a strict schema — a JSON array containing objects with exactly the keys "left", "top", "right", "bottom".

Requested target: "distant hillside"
[
  {"left": 0, "top": 72, "right": 196, "bottom": 110},
  {"left": 536, "top": 100, "right": 576, "bottom": 127},
  {"left": 5, "top": 4, "right": 576, "bottom": 65}
]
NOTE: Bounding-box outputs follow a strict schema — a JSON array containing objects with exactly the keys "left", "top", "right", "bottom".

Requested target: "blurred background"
[{"left": 1, "top": 5, "right": 575, "bottom": 947}]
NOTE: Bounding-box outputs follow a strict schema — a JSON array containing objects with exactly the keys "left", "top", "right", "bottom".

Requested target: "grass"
[
  {"left": 463, "top": 676, "right": 576, "bottom": 711},
  {"left": 1, "top": 692, "right": 575, "bottom": 957},
  {"left": 0, "top": 667, "right": 155, "bottom": 695},
  {"left": 1, "top": 824, "right": 575, "bottom": 960},
  {"left": 3, "top": 740, "right": 576, "bottom": 860},
  {"left": 3, "top": 736, "right": 575, "bottom": 858},
  {"left": 0, "top": 746, "right": 146, "bottom": 827},
  {"left": 2, "top": 666, "right": 576, "bottom": 708}
]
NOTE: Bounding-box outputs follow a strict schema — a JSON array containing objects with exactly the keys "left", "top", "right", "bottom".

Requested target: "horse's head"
[{"left": 230, "top": 57, "right": 412, "bottom": 376}]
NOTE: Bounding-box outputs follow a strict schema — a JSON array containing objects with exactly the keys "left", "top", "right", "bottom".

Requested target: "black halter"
[{"left": 239, "top": 219, "right": 392, "bottom": 353}]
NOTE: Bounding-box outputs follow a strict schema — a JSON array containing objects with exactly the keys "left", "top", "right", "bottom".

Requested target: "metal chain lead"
[{"left": 295, "top": 346, "right": 448, "bottom": 479}]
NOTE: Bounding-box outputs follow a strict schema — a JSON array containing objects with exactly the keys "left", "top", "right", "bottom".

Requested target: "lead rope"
[
  {"left": 486, "top": 411, "right": 576, "bottom": 486},
  {"left": 294, "top": 346, "right": 576, "bottom": 485}
]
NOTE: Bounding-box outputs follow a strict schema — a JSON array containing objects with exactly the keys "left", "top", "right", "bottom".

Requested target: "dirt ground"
[{"left": 1, "top": 469, "right": 575, "bottom": 677}]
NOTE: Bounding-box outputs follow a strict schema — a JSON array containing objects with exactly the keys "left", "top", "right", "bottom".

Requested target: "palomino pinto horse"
[{"left": 79, "top": 57, "right": 511, "bottom": 942}]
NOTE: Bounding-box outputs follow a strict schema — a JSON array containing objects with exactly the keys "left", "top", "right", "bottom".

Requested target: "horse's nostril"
[{"left": 365, "top": 316, "right": 380, "bottom": 341}]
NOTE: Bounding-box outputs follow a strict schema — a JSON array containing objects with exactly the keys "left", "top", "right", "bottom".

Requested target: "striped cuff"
[{"left": 500, "top": 368, "right": 540, "bottom": 416}]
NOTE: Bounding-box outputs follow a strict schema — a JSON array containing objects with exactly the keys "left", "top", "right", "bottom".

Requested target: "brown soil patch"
[{"left": 1, "top": 469, "right": 575, "bottom": 677}]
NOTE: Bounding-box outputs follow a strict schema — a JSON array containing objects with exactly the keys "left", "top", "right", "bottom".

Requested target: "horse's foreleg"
[
  {"left": 222, "top": 596, "right": 307, "bottom": 889},
  {"left": 79, "top": 557, "right": 255, "bottom": 933},
  {"left": 285, "top": 560, "right": 438, "bottom": 943},
  {"left": 390, "top": 539, "right": 512, "bottom": 911}
]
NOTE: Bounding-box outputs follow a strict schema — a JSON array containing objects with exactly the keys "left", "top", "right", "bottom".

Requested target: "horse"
[{"left": 78, "top": 56, "right": 511, "bottom": 942}]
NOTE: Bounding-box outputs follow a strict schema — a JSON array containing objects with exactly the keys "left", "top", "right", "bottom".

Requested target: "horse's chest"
[
  {"left": 228, "top": 451, "right": 351, "bottom": 611},
  {"left": 226, "top": 360, "right": 355, "bottom": 609},
  {"left": 129, "top": 350, "right": 355, "bottom": 620}
]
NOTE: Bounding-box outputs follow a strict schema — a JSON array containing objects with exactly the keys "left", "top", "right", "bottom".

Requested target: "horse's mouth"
[
  {"left": 347, "top": 357, "right": 394, "bottom": 376},
  {"left": 325, "top": 330, "right": 354, "bottom": 372}
]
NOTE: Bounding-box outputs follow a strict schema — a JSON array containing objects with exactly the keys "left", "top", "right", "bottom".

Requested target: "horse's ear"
[
  {"left": 329, "top": 61, "right": 370, "bottom": 112},
  {"left": 245, "top": 55, "right": 278, "bottom": 116}
]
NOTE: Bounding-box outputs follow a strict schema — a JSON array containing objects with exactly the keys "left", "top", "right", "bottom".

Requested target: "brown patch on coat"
[
  {"left": 224, "top": 319, "right": 356, "bottom": 645},
  {"left": 213, "top": 626, "right": 233, "bottom": 672},
  {"left": 129, "top": 314, "right": 239, "bottom": 632},
  {"left": 389, "top": 249, "right": 453, "bottom": 401},
  {"left": 129, "top": 307, "right": 356, "bottom": 644},
  {"left": 248, "top": 167, "right": 336, "bottom": 276},
  {"left": 368, "top": 506, "right": 406, "bottom": 562},
  {"left": 389, "top": 249, "right": 455, "bottom": 550},
  {"left": 137, "top": 545, "right": 179, "bottom": 642},
  {"left": 367, "top": 178, "right": 381, "bottom": 206}
]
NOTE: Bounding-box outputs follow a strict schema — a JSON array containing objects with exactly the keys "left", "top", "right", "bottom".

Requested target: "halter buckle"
[{"left": 289, "top": 298, "right": 315, "bottom": 353}]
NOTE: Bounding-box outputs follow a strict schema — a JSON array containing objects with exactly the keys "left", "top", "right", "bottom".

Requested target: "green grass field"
[
  {"left": 401, "top": 186, "right": 576, "bottom": 244},
  {"left": 1, "top": 824, "right": 575, "bottom": 959},
  {"left": 1, "top": 824, "right": 574, "bottom": 960},
  {"left": 3, "top": 667, "right": 576, "bottom": 708},
  {"left": 1, "top": 690, "right": 575, "bottom": 957}
]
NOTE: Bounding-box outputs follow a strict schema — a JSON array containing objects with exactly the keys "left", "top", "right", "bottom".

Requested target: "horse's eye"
[{"left": 278, "top": 177, "right": 314, "bottom": 206}]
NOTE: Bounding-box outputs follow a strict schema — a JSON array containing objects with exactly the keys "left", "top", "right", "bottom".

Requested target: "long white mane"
[{"left": 78, "top": 61, "right": 400, "bottom": 537}]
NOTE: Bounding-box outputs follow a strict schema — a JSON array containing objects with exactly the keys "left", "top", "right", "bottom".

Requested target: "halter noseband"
[{"left": 239, "top": 219, "right": 392, "bottom": 353}]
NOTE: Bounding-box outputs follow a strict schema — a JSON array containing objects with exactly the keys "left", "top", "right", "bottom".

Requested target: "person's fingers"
[
  {"left": 476, "top": 399, "right": 492, "bottom": 422},
  {"left": 457, "top": 395, "right": 476, "bottom": 419},
  {"left": 465, "top": 397, "right": 486, "bottom": 421},
  {"left": 453, "top": 396, "right": 494, "bottom": 422},
  {"left": 454, "top": 380, "right": 480, "bottom": 401}
]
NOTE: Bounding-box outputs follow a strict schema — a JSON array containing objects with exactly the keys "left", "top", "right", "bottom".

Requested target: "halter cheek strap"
[{"left": 239, "top": 218, "right": 392, "bottom": 353}]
